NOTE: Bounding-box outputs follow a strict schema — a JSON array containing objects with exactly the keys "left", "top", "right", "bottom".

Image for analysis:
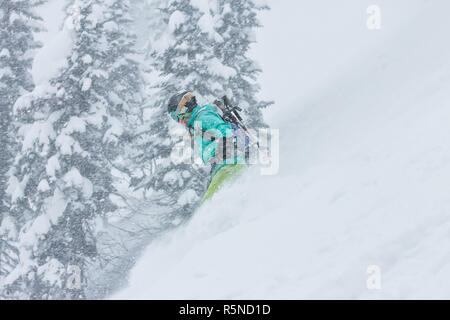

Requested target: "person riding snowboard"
[{"left": 167, "top": 91, "right": 249, "bottom": 202}]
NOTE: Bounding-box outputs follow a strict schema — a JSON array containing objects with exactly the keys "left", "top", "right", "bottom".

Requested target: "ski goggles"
[
  {"left": 170, "top": 92, "right": 195, "bottom": 125},
  {"left": 170, "top": 111, "right": 191, "bottom": 125}
]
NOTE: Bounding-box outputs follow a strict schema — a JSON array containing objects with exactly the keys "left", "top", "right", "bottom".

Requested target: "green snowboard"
[{"left": 202, "top": 164, "right": 246, "bottom": 203}]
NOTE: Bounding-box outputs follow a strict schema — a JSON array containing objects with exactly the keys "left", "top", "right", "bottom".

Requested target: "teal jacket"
[{"left": 187, "top": 105, "right": 243, "bottom": 176}]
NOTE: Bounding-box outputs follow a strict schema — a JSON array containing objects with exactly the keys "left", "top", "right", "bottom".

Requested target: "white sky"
[{"left": 250, "top": 0, "right": 427, "bottom": 125}]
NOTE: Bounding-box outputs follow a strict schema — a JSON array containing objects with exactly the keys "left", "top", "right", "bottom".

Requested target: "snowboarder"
[{"left": 167, "top": 91, "right": 249, "bottom": 202}]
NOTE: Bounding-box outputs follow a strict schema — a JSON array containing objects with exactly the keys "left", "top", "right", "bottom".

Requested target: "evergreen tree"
[
  {"left": 2, "top": 0, "right": 143, "bottom": 299},
  {"left": 215, "top": 0, "right": 273, "bottom": 128},
  {"left": 0, "top": 0, "right": 43, "bottom": 281},
  {"left": 156, "top": 0, "right": 271, "bottom": 122}
]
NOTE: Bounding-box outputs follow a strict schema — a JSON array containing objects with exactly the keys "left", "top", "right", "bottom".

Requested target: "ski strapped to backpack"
[{"left": 213, "top": 96, "right": 260, "bottom": 148}]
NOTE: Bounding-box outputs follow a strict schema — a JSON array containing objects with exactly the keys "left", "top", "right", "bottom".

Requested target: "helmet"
[{"left": 167, "top": 91, "right": 197, "bottom": 115}]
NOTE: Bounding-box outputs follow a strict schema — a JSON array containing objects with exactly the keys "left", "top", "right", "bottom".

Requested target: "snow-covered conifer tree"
[
  {"left": 0, "top": 0, "right": 43, "bottom": 282},
  {"left": 2, "top": 0, "right": 143, "bottom": 299},
  {"left": 215, "top": 0, "right": 273, "bottom": 128},
  {"left": 129, "top": 1, "right": 207, "bottom": 224}
]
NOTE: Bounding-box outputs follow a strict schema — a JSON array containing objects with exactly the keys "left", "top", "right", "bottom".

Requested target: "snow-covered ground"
[{"left": 114, "top": 0, "right": 450, "bottom": 299}]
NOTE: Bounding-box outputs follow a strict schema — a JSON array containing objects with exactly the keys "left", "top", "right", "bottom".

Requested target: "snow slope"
[{"left": 115, "top": 0, "right": 450, "bottom": 299}]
